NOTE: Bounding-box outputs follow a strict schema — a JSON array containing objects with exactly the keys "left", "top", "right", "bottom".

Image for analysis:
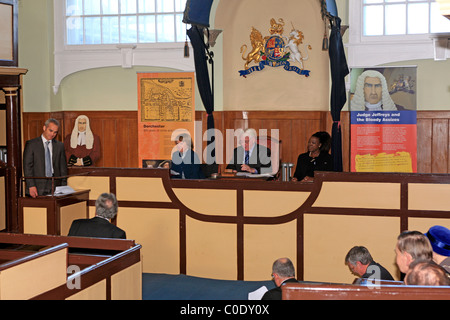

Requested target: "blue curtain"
[
  {"left": 328, "top": 16, "right": 349, "bottom": 172},
  {"left": 187, "top": 25, "right": 216, "bottom": 166}
]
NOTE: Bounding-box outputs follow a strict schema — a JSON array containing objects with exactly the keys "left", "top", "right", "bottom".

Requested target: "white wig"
[
  {"left": 351, "top": 70, "right": 397, "bottom": 111},
  {"left": 70, "top": 115, "right": 94, "bottom": 149}
]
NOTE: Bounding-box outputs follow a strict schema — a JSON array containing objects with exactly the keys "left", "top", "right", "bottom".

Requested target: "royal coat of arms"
[{"left": 239, "top": 18, "right": 312, "bottom": 78}]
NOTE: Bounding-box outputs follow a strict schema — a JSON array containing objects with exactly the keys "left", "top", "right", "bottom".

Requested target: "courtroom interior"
[{"left": 0, "top": 0, "right": 450, "bottom": 301}]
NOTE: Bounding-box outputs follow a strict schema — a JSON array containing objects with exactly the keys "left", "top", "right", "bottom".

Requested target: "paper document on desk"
[
  {"left": 235, "top": 172, "right": 273, "bottom": 178},
  {"left": 54, "top": 186, "right": 76, "bottom": 195},
  {"left": 248, "top": 286, "right": 268, "bottom": 300}
]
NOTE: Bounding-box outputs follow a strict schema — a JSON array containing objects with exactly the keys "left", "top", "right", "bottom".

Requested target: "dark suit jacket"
[
  {"left": 226, "top": 145, "right": 272, "bottom": 174},
  {"left": 68, "top": 216, "right": 126, "bottom": 239},
  {"left": 293, "top": 151, "right": 333, "bottom": 181},
  {"left": 171, "top": 149, "right": 205, "bottom": 179},
  {"left": 23, "top": 136, "right": 68, "bottom": 196},
  {"left": 261, "top": 278, "right": 298, "bottom": 300},
  {"left": 361, "top": 261, "right": 395, "bottom": 281}
]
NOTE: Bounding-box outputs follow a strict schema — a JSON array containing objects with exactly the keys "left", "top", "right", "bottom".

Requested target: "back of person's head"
[
  {"left": 311, "top": 131, "right": 331, "bottom": 153},
  {"left": 96, "top": 193, "right": 118, "bottom": 220},
  {"left": 397, "top": 231, "right": 433, "bottom": 260},
  {"left": 272, "top": 257, "right": 295, "bottom": 279},
  {"left": 405, "top": 259, "right": 450, "bottom": 286},
  {"left": 345, "top": 246, "right": 373, "bottom": 266}
]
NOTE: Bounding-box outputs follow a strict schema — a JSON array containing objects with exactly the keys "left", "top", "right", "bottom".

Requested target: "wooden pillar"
[{"left": 2, "top": 86, "right": 21, "bottom": 232}]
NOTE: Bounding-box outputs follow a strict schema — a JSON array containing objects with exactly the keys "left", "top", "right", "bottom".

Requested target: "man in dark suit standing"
[
  {"left": 68, "top": 193, "right": 126, "bottom": 239},
  {"left": 226, "top": 128, "right": 272, "bottom": 174},
  {"left": 23, "top": 118, "right": 68, "bottom": 197}
]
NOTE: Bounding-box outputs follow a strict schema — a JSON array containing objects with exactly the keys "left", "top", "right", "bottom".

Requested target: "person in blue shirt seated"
[{"left": 171, "top": 133, "right": 205, "bottom": 179}]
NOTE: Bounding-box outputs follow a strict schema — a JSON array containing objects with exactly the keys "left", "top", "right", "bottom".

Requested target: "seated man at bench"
[
  {"left": 345, "top": 246, "right": 394, "bottom": 282},
  {"left": 68, "top": 193, "right": 126, "bottom": 239},
  {"left": 262, "top": 257, "right": 298, "bottom": 300}
]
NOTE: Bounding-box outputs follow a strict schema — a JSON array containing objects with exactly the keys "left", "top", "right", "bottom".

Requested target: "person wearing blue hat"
[{"left": 425, "top": 225, "right": 450, "bottom": 274}]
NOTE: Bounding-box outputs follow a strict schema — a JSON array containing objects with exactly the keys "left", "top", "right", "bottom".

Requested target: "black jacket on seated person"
[
  {"left": 68, "top": 216, "right": 126, "bottom": 239},
  {"left": 293, "top": 151, "right": 333, "bottom": 181},
  {"left": 261, "top": 278, "right": 298, "bottom": 300},
  {"left": 361, "top": 261, "right": 394, "bottom": 281}
]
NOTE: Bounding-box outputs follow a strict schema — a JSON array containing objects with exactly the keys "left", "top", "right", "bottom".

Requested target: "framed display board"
[{"left": 0, "top": 0, "right": 18, "bottom": 67}]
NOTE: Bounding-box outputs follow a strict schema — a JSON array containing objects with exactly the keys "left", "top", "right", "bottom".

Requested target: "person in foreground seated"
[
  {"left": 425, "top": 225, "right": 450, "bottom": 274},
  {"left": 395, "top": 230, "right": 433, "bottom": 277},
  {"left": 404, "top": 259, "right": 450, "bottom": 286},
  {"left": 226, "top": 128, "right": 271, "bottom": 174},
  {"left": 261, "top": 257, "right": 298, "bottom": 300},
  {"left": 170, "top": 133, "right": 205, "bottom": 179},
  {"left": 292, "top": 131, "right": 333, "bottom": 182},
  {"left": 68, "top": 193, "right": 126, "bottom": 239},
  {"left": 345, "top": 246, "right": 394, "bottom": 281}
]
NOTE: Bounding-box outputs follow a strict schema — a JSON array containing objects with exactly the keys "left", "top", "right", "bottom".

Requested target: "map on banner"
[
  {"left": 137, "top": 72, "right": 195, "bottom": 164},
  {"left": 140, "top": 77, "right": 193, "bottom": 123}
]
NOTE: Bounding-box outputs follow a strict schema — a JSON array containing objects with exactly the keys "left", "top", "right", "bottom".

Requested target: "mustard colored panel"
[
  {"left": 60, "top": 202, "right": 87, "bottom": 236},
  {"left": 313, "top": 182, "right": 400, "bottom": 209},
  {"left": 244, "top": 190, "right": 309, "bottom": 217},
  {"left": 66, "top": 280, "right": 107, "bottom": 300},
  {"left": 304, "top": 214, "right": 400, "bottom": 283},
  {"left": 0, "top": 176, "right": 5, "bottom": 230},
  {"left": 0, "top": 248, "right": 67, "bottom": 300},
  {"left": 244, "top": 221, "right": 297, "bottom": 281},
  {"left": 111, "top": 262, "right": 142, "bottom": 300},
  {"left": 186, "top": 217, "right": 236, "bottom": 280},
  {"left": 116, "top": 177, "right": 170, "bottom": 202},
  {"left": 23, "top": 207, "right": 47, "bottom": 235},
  {"left": 408, "top": 218, "right": 450, "bottom": 234},
  {"left": 173, "top": 188, "right": 236, "bottom": 216},
  {"left": 68, "top": 176, "right": 109, "bottom": 200},
  {"left": 118, "top": 208, "right": 179, "bottom": 274},
  {"left": 408, "top": 183, "right": 450, "bottom": 211}
]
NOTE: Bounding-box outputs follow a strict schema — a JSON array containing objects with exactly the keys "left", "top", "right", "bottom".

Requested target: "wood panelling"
[
  {"left": 21, "top": 110, "right": 450, "bottom": 174},
  {"left": 23, "top": 111, "right": 139, "bottom": 168}
]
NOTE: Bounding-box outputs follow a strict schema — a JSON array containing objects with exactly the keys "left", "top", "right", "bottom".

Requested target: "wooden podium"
[{"left": 18, "top": 189, "right": 90, "bottom": 236}]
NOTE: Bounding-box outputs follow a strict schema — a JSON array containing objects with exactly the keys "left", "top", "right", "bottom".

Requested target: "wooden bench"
[
  {"left": 0, "top": 233, "right": 142, "bottom": 300},
  {"left": 282, "top": 282, "right": 450, "bottom": 300}
]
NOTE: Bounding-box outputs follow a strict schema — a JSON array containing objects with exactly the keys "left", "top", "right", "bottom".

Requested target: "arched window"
[{"left": 53, "top": 0, "right": 194, "bottom": 93}]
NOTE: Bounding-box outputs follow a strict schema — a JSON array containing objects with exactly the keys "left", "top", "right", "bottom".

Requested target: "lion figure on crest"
[{"left": 240, "top": 27, "right": 264, "bottom": 70}]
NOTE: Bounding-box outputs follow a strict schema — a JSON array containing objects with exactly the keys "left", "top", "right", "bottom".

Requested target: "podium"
[{"left": 18, "top": 189, "right": 90, "bottom": 236}]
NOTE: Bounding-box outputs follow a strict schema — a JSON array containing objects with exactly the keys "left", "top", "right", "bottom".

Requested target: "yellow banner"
[{"left": 137, "top": 72, "right": 195, "bottom": 167}]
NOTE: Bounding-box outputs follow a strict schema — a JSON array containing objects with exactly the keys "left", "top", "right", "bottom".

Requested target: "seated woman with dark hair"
[{"left": 292, "top": 131, "right": 333, "bottom": 182}]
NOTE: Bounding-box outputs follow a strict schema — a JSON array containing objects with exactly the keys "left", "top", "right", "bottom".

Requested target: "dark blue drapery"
[
  {"left": 328, "top": 16, "right": 349, "bottom": 172},
  {"left": 187, "top": 26, "right": 216, "bottom": 165}
]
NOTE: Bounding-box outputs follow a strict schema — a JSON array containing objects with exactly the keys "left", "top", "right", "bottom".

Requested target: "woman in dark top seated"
[{"left": 292, "top": 131, "right": 333, "bottom": 182}]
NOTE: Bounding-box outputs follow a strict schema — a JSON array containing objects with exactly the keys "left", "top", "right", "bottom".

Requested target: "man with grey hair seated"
[
  {"left": 345, "top": 246, "right": 394, "bottom": 281},
  {"left": 261, "top": 257, "right": 298, "bottom": 300},
  {"left": 68, "top": 193, "right": 126, "bottom": 239}
]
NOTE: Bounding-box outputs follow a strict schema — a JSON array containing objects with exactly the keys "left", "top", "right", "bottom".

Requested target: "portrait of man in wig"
[
  {"left": 64, "top": 115, "right": 101, "bottom": 166},
  {"left": 350, "top": 70, "right": 400, "bottom": 111}
]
